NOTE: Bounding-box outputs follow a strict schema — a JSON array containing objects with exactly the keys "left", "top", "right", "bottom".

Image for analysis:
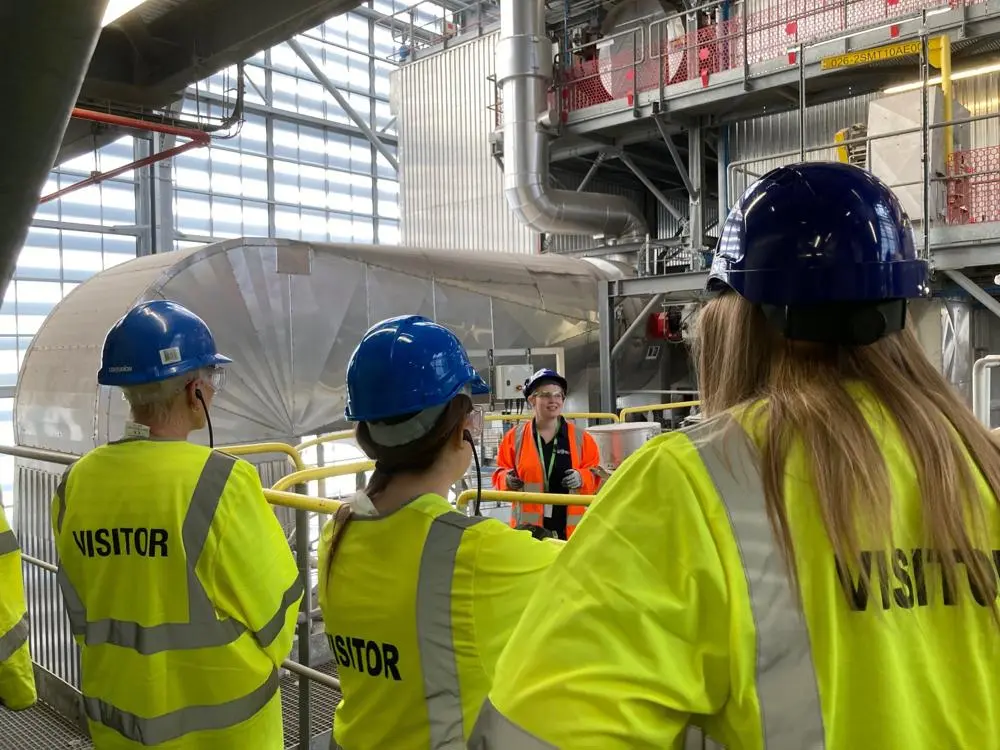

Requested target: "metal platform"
[
  {"left": 0, "top": 661, "right": 341, "bottom": 750},
  {"left": 0, "top": 701, "right": 92, "bottom": 750}
]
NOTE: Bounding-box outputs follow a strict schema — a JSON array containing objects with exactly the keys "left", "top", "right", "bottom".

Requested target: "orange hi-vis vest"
[{"left": 491, "top": 420, "right": 602, "bottom": 538}]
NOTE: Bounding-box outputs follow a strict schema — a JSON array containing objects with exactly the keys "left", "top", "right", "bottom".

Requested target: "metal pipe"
[
  {"left": 69, "top": 108, "right": 212, "bottom": 143},
  {"left": 577, "top": 153, "right": 605, "bottom": 192},
  {"left": 40, "top": 139, "right": 206, "bottom": 204},
  {"left": 617, "top": 151, "right": 687, "bottom": 225},
  {"left": 937, "top": 34, "right": 953, "bottom": 169},
  {"left": 972, "top": 355, "right": 1000, "bottom": 426},
  {"left": 287, "top": 37, "right": 399, "bottom": 173},
  {"left": 654, "top": 117, "right": 695, "bottom": 196},
  {"left": 611, "top": 294, "right": 663, "bottom": 360},
  {"left": 798, "top": 44, "right": 806, "bottom": 161},
  {"left": 496, "top": 0, "right": 647, "bottom": 239},
  {"left": 921, "top": 30, "right": 931, "bottom": 260},
  {"left": 281, "top": 659, "right": 341, "bottom": 692},
  {"left": 0, "top": 0, "right": 110, "bottom": 301}
]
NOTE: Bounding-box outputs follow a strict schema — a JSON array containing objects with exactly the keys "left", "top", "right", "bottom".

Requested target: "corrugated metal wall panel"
[
  {"left": 727, "top": 74, "right": 1000, "bottom": 201},
  {"left": 392, "top": 32, "right": 538, "bottom": 253}
]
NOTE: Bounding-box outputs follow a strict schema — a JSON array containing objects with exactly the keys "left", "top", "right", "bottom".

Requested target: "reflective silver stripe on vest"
[
  {"left": 0, "top": 613, "right": 29, "bottom": 662},
  {"left": 83, "top": 666, "right": 280, "bottom": 746},
  {"left": 468, "top": 699, "right": 556, "bottom": 749},
  {"left": 686, "top": 416, "right": 825, "bottom": 748},
  {"left": 0, "top": 529, "right": 18, "bottom": 556},
  {"left": 416, "top": 511, "right": 488, "bottom": 748},
  {"left": 470, "top": 416, "right": 825, "bottom": 748}
]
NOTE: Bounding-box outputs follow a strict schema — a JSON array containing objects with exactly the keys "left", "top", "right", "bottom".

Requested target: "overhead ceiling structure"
[
  {"left": 61, "top": 0, "right": 368, "bottom": 163},
  {"left": 0, "top": 0, "right": 369, "bottom": 303}
]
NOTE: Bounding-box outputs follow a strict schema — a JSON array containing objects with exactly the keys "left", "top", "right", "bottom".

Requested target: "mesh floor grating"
[
  {"left": 0, "top": 662, "right": 340, "bottom": 750},
  {"left": 0, "top": 701, "right": 92, "bottom": 750},
  {"left": 281, "top": 660, "right": 341, "bottom": 749}
]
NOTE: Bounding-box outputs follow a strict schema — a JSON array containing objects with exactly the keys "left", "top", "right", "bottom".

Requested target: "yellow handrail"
[
  {"left": 295, "top": 430, "right": 356, "bottom": 453},
  {"left": 455, "top": 489, "right": 596, "bottom": 511},
  {"left": 221, "top": 442, "right": 307, "bottom": 472},
  {"left": 271, "top": 460, "right": 376, "bottom": 492},
  {"left": 484, "top": 412, "right": 620, "bottom": 423},
  {"left": 618, "top": 399, "right": 701, "bottom": 420},
  {"left": 263, "top": 488, "right": 342, "bottom": 514}
]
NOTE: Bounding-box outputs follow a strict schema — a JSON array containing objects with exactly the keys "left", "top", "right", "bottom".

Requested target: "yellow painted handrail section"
[
  {"left": 484, "top": 412, "right": 620, "bottom": 423},
  {"left": 618, "top": 399, "right": 701, "bottom": 420},
  {"left": 222, "top": 442, "right": 307, "bottom": 472},
  {"left": 295, "top": 430, "right": 356, "bottom": 453},
  {"left": 455, "top": 489, "right": 596, "bottom": 511},
  {"left": 263, "top": 488, "right": 342, "bottom": 514},
  {"left": 271, "top": 460, "right": 376, "bottom": 492}
]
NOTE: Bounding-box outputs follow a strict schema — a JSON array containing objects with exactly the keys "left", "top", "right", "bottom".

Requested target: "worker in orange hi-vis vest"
[{"left": 491, "top": 369, "right": 602, "bottom": 539}]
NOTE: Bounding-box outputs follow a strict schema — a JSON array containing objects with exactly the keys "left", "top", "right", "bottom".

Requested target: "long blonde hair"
[{"left": 695, "top": 291, "right": 1000, "bottom": 608}]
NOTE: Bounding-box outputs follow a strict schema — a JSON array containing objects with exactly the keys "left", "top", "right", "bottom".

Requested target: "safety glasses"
[
  {"left": 532, "top": 390, "right": 565, "bottom": 401},
  {"left": 203, "top": 367, "right": 227, "bottom": 394},
  {"left": 466, "top": 406, "right": 485, "bottom": 440}
]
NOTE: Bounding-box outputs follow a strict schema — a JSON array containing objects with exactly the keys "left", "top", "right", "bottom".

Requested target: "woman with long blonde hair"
[{"left": 470, "top": 162, "right": 1000, "bottom": 749}]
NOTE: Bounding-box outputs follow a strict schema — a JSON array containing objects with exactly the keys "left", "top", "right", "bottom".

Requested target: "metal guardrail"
[
  {"left": 455, "top": 488, "right": 597, "bottom": 510},
  {"left": 483, "top": 412, "right": 621, "bottom": 423},
  {"left": 618, "top": 399, "right": 701, "bottom": 420}
]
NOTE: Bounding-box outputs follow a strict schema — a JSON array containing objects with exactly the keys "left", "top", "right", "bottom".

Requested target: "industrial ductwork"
[
  {"left": 0, "top": 1, "right": 109, "bottom": 299},
  {"left": 497, "top": 0, "right": 648, "bottom": 240}
]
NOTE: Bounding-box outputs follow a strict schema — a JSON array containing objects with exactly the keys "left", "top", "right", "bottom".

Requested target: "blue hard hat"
[
  {"left": 524, "top": 368, "right": 568, "bottom": 398},
  {"left": 709, "top": 162, "right": 929, "bottom": 305},
  {"left": 345, "top": 315, "right": 489, "bottom": 423},
  {"left": 98, "top": 300, "right": 232, "bottom": 387}
]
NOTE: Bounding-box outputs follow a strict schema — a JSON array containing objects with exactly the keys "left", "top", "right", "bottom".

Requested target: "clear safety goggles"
[
  {"left": 465, "top": 406, "right": 485, "bottom": 440},
  {"left": 201, "top": 367, "right": 227, "bottom": 394},
  {"left": 532, "top": 390, "right": 565, "bottom": 401}
]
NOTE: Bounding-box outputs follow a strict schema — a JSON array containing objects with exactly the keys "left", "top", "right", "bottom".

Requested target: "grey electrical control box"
[{"left": 493, "top": 364, "right": 534, "bottom": 400}]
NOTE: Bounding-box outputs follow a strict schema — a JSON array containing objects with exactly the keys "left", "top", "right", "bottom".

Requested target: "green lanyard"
[{"left": 534, "top": 422, "right": 559, "bottom": 492}]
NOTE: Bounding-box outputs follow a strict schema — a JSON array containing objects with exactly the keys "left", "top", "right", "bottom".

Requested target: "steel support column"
[
  {"left": 599, "top": 280, "right": 616, "bottom": 413},
  {"left": 577, "top": 153, "right": 606, "bottom": 192},
  {"left": 688, "top": 124, "right": 705, "bottom": 252},
  {"left": 654, "top": 117, "right": 695, "bottom": 196},
  {"left": 618, "top": 151, "right": 687, "bottom": 225},
  {"left": 288, "top": 37, "right": 399, "bottom": 172}
]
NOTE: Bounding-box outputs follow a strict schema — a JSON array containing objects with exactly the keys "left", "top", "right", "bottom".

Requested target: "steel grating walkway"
[
  {"left": 0, "top": 662, "right": 341, "bottom": 750},
  {"left": 0, "top": 701, "right": 92, "bottom": 750}
]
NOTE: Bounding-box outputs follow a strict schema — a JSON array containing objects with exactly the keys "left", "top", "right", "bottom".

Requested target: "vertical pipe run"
[
  {"left": 939, "top": 35, "right": 953, "bottom": 169},
  {"left": 921, "top": 29, "right": 931, "bottom": 259},
  {"left": 599, "top": 280, "right": 616, "bottom": 413},
  {"left": 798, "top": 44, "right": 806, "bottom": 161},
  {"left": 295, "top": 502, "right": 312, "bottom": 748}
]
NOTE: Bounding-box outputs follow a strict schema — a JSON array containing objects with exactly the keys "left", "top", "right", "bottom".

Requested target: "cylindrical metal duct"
[
  {"left": 0, "top": 1, "right": 109, "bottom": 298},
  {"left": 496, "top": 0, "right": 648, "bottom": 240}
]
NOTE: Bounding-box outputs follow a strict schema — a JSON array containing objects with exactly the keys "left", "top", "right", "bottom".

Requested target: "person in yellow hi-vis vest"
[
  {"left": 471, "top": 162, "right": 1000, "bottom": 749},
  {"left": 52, "top": 300, "right": 302, "bottom": 749},
  {"left": 318, "top": 315, "right": 561, "bottom": 750},
  {"left": 0, "top": 497, "right": 37, "bottom": 711}
]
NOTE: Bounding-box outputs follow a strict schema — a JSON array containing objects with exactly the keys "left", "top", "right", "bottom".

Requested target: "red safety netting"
[{"left": 946, "top": 146, "right": 1000, "bottom": 225}]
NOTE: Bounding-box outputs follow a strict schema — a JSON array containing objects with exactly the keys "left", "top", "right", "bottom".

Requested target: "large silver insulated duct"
[
  {"left": 497, "top": 0, "right": 647, "bottom": 239},
  {"left": 0, "top": 1, "right": 109, "bottom": 299}
]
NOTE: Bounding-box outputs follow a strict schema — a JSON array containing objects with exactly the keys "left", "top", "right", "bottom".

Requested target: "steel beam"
[
  {"left": 577, "top": 153, "right": 606, "bottom": 192},
  {"left": 942, "top": 270, "right": 1000, "bottom": 320},
  {"left": 617, "top": 151, "right": 687, "bottom": 225},
  {"left": 617, "top": 272, "right": 710, "bottom": 297},
  {"left": 688, "top": 124, "right": 705, "bottom": 253},
  {"left": 599, "top": 280, "right": 616, "bottom": 412},
  {"left": 288, "top": 38, "right": 399, "bottom": 172},
  {"left": 654, "top": 117, "right": 695, "bottom": 197},
  {"left": 611, "top": 294, "right": 663, "bottom": 360}
]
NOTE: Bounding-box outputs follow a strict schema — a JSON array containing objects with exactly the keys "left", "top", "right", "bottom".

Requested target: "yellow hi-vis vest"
[
  {"left": 0, "top": 510, "right": 36, "bottom": 710},
  {"left": 317, "top": 493, "right": 560, "bottom": 750},
  {"left": 472, "top": 388, "right": 1000, "bottom": 749},
  {"left": 52, "top": 439, "right": 303, "bottom": 749}
]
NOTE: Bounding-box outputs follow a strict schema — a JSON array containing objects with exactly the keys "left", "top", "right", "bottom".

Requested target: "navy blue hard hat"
[
  {"left": 524, "top": 368, "right": 568, "bottom": 398},
  {"left": 98, "top": 300, "right": 232, "bottom": 387},
  {"left": 345, "top": 315, "right": 489, "bottom": 423},
  {"left": 709, "top": 162, "right": 929, "bottom": 305}
]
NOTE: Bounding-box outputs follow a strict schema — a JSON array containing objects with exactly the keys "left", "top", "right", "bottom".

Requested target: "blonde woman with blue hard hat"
[
  {"left": 470, "top": 162, "right": 1000, "bottom": 749},
  {"left": 317, "top": 315, "right": 561, "bottom": 750}
]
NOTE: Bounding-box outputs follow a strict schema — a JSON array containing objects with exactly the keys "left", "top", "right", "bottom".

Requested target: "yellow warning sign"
[{"left": 820, "top": 40, "right": 922, "bottom": 70}]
